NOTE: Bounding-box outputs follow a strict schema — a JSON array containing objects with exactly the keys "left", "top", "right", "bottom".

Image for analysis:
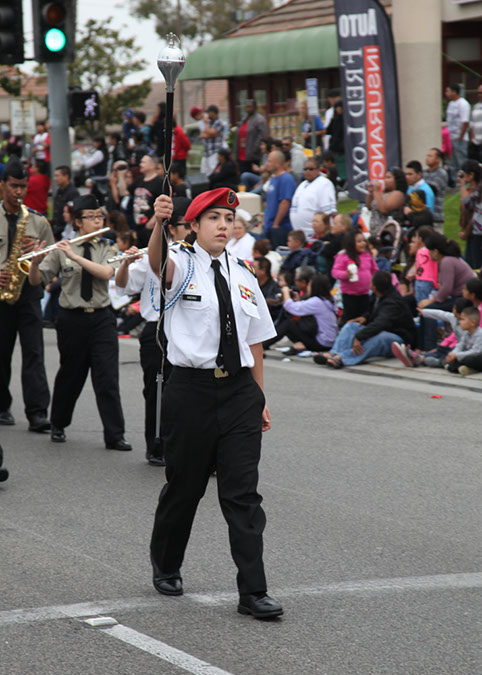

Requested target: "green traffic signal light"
[{"left": 44, "top": 27, "right": 66, "bottom": 52}]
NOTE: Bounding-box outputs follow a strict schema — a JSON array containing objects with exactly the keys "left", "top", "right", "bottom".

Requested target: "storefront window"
[{"left": 253, "top": 89, "right": 267, "bottom": 117}]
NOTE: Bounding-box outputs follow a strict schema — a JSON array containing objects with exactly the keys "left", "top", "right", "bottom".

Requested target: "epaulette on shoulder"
[
  {"left": 237, "top": 258, "right": 256, "bottom": 277},
  {"left": 178, "top": 240, "right": 195, "bottom": 253},
  {"left": 26, "top": 207, "right": 43, "bottom": 217}
]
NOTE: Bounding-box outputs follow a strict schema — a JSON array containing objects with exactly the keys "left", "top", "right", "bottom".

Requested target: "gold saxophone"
[{"left": 0, "top": 204, "right": 30, "bottom": 305}]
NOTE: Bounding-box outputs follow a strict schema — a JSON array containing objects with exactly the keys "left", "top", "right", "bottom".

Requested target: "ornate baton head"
[{"left": 157, "top": 33, "right": 185, "bottom": 93}]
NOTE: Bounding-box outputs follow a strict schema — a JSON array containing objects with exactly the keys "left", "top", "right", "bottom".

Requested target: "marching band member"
[
  {"left": 148, "top": 187, "right": 283, "bottom": 619},
  {"left": 28, "top": 195, "right": 131, "bottom": 451},
  {"left": 114, "top": 199, "right": 192, "bottom": 466},
  {"left": 0, "top": 157, "right": 53, "bottom": 431}
]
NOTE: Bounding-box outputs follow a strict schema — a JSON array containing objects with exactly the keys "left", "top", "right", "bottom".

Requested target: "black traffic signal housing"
[
  {"left": 32, "top": 0, "right": 76, "bottom": 63},
  {"left": 0, "top": 3, "right": 24, "bottom": 65},
  {"left": 69, "top": 90, "right": 100, "bottom": 126}
]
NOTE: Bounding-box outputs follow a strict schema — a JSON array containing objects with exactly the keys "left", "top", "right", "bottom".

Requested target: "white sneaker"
[
  {"left": 458, "top": 365, "right": 477, "bottom": 377},
  {"left": 391, "top": 342, "right": 415, "bottom": 367}
]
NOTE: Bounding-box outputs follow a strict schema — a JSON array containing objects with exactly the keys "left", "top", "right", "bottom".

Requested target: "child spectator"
[
  {"left": 413, "top": 225, "right": 438, "bottom": 303},
  {"left": 445, "top": 306, "right": 482, "bottom": 375},
  {"left": 264, "top": 273, "right": 338, "bottom": 353},
  {"left": 391, "top": 297, "right": 473, "bottom": 368},
  {"left": 279, "top": 229, "right": 307, "bottom": 274},
  {"left": 332, "top": 228, "right": 378, "bottom": 321},
  {"left": 367, "top": 236, "right": 391, "bottom": 274}
]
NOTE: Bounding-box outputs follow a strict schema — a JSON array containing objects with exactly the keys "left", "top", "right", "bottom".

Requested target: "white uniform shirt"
[
  {"left": 289, "top": 174, "right": 337, "bottom": 238},
  {"left": 166, "top": 241, "right": 276, "bottom": 369},
  {"left": 226, "top": 231, "right": 256, "bottom": 260},
  {"left": 115, "top": 254, "right": 160, "bottom": 321}
]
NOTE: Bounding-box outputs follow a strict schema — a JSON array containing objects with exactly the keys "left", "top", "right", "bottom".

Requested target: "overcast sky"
[{"left": 22, "top": 0, "right": 167, "bottom": 84}]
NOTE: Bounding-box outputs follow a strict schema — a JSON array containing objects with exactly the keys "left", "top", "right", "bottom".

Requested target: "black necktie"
[
  {"left": 80, "top": 242, "right": 93, "bottom": 301},
  {"left": 211, "top": 258, "right": 241, "bottom": 375}
]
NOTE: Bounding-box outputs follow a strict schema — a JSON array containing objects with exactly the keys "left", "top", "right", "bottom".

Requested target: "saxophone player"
[{"left": 0, "top": 157, "right": 53, "bottom": 431}]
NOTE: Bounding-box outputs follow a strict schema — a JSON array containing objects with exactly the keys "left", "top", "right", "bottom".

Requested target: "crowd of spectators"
[{"left": 4, "top": 85, "right": 482, "bottom": 376}]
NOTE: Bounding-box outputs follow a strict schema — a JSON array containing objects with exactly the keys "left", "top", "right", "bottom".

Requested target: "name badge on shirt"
[{"left": 182, "top": 294, "right": 201, "bottom": 302}]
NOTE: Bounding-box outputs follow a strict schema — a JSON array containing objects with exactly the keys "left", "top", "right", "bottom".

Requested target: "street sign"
[
  {"left": 305, "top": 78, "right": 319, "bottom": 116},
  {"left": 10, "top": 100, "right": 36, "bottom": 135}
]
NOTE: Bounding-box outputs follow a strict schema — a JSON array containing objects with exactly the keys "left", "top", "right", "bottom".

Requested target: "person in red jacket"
[
  {"left": 23, "top": 159, "right": 50, "bottom": 215},
  {"left": 171, "top": 116, "right": 191, "bottom": 172}
]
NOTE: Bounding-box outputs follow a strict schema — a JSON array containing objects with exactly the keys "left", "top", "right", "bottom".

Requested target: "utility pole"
[{"left": 47, "top": 61, "right": 71, "bottom": 171}]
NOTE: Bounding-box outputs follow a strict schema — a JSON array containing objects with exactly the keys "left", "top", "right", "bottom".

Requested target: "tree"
[
  {"left": 68, "top": 18, "right": 151, "bottom": 131},
  {"left": 129, "top": 0, "right": 274, "bottom": 45},
  {"left": 0, "top": 67, "right": 21, "bottom": 97}
]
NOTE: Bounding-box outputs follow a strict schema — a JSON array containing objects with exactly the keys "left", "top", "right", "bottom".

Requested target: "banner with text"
[{"left": 334, "top": 0, "right": 401, "bottom": 199}]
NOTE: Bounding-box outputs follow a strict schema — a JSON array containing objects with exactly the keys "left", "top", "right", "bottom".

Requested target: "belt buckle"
[
  {"left": 84, "top": 307, "right": 95, "bottom": 313},
  {"left": 214, "top": 367, "right": 229, "bottom": 379}
]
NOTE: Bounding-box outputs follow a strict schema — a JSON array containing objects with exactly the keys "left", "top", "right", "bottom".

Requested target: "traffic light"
[
  {"left": 0, "top": 3, "right": 24, "bottom": 65},
  {"left": 32, "top": 0, "right": 76, "bottom": 63},
  {"left": 69, "top": 90, "right": 100, "bottom": 126}
]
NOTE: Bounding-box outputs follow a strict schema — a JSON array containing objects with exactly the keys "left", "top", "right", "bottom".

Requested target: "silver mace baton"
[{"left": 155, "top": 33, "right": 185, "bottom": 450}]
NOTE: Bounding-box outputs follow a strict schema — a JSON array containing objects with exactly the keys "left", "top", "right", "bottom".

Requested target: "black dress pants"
[
  {"left": 139, "top": 321, "right": 172, "bottom": 455},
  {"left": 51, "top": 307, "right": 125, "bottom": 443},
  {"left": 150, "top": 367, "right": 267, "bottom": 595},
  {"left": 0, "top": 298, "right": 50, "bottom": 418}
]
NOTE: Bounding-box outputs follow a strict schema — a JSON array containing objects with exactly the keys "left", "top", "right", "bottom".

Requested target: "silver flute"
[{"left": 107, "top": 248, "right": 148, "bottom": 264}]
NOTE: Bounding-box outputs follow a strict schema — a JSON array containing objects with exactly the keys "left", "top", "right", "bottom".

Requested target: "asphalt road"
[{"left": 1, "top": 331, "right": 481, "bottom": 675}]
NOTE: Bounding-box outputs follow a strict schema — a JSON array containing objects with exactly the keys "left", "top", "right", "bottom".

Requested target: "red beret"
[
  {"left": 190, "top": 106, "right": 203, "bottom": 118},
  {"left": 184, "top": 188, "right": 239, "bottom": 222}
]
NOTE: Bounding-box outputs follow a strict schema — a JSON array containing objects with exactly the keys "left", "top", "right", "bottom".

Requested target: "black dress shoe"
[
  {"left": 146, "top": 454, "right": 166, "bottom": 467},
  {"left": 28, "top": 415, "right": 51, "bottom": 432},
  {"left": 0, "top": 445, "right": 8, "bottom": 482},
  {"left": 0, "top": 411, "right": 15, "bottom": 425},
  {"left": 105, "top": 438, "right": 132, "bottom": 451},
  {"left": 151, "top": 557, "right": 183, "bottom": 596},
  {"left": 51, "top": 426, "right": 66, "bottom": 443},
  {"left": 238, "top": 593, "right": 283, "bottom": 619}
]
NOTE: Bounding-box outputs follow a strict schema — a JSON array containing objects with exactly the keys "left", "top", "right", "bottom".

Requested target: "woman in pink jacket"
[{"left": 332, "top": 229, "right": 378, "bottom": 321}]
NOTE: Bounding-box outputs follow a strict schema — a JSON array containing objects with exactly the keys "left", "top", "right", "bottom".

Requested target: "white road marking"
[
  {"left": 1, "top": 571, "right": 481, "bottom": 626},
  {"left": 102, "top": 624, "right": 234, "bottom": 675}
]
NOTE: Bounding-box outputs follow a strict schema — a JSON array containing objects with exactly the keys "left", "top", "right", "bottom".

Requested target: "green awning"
[{"left": 179, "top": 24, "right": 338, "bottom": 80}]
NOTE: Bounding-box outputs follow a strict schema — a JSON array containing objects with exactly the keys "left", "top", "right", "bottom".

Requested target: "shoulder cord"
[{"left": 150, "top": 247, "right": 194, "bottom": 314}]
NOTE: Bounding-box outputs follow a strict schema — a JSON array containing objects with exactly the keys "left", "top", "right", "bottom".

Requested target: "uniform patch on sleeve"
[
  {"left": 237, "top": 258, "right": 256, "bottom": 276},
  {"left": 239, "top": 284, "right": 257, "bottom": 305}
]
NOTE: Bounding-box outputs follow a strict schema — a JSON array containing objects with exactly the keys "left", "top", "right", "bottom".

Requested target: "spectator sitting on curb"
[
  {"left": 264, "top": 273, "right": 338, "bottom": 354},
  {"left": 391, "top": 297, "right": 473, "bottom": 368},
  {"left": 444, "top": 306, "right": 482, "bottom": 375},
  {"left": 313, "top": 271, "right": 416, "bottom": 368}
]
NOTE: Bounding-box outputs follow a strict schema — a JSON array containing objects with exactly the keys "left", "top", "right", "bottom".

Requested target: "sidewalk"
[{"left": 265, "top": 345, "right": 482, "bottom": 394}]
